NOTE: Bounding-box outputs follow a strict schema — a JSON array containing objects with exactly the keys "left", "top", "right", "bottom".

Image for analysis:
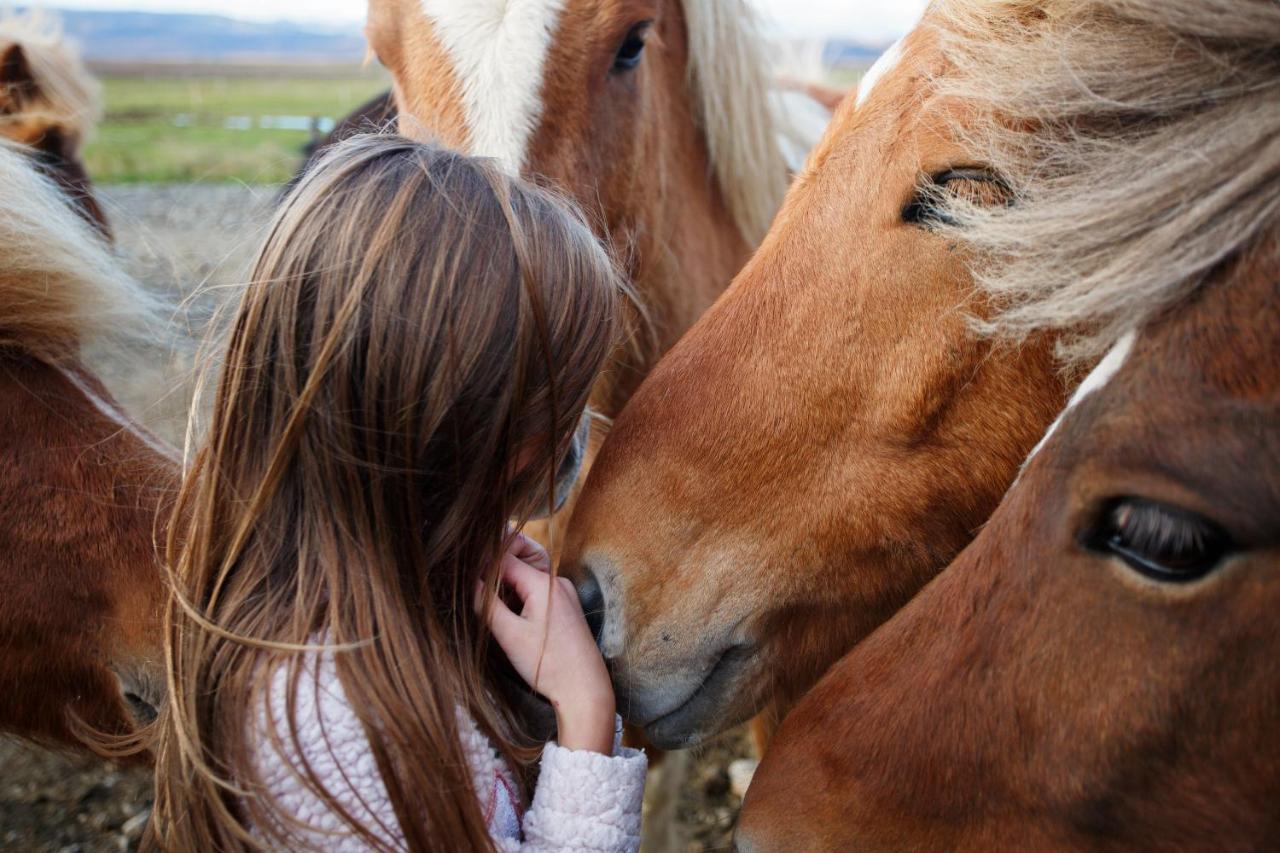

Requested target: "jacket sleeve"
[{"left": 505, "top": 737, "right": 648, "bottom": 853}]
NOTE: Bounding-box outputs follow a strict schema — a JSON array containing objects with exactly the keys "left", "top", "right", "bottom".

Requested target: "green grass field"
[
  {"left": 84, "top": 67, "right": 391, "bottom": 184},
  {"left": 84, "top": 63, "right": 865, "bottom": 185}
]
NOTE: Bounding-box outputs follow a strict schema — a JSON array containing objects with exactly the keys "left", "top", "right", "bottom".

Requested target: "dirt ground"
[{"left": 1, "top": 184, "right": 754, "bottom": 852}]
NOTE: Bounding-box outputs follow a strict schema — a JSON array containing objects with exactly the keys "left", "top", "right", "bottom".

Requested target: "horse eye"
[
  {"left": 123, "top": 690, "right": 159, "bottom": 724},
  {"left": 613, "top": 22, "right": 651, "bottom": 73},
  {"left": 1081, "top": 498, "right": 1231, "bottom": 583},
  {"left": 903, "top": 167, "right": 1010, "bottom": 228}
]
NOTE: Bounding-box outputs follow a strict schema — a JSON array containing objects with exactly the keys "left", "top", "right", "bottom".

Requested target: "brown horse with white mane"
[
  {"left": 741, "top": 3, "right": 1280, "bottom": 845},
  {"left": 365, "top": 0, "right": 824, "bottom": 552},
  {"left": 0, "top": 11, "right": 111, "bottom": 240},
  {"left": 561, "top": 3, "right": 1069, "bottom": 748},
  {"left": 0, "top": 140, "right": 174, "bottom": 748}
]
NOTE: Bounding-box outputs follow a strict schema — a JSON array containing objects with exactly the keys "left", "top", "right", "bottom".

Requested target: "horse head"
[
  {"left": 561, "top": 7, "right": 1070, "bottom": 748},
  {"left": 0, "top": 141, "right": 174, "bottom": 750},
  {"left": 0, "top": 10, "right": 110, "bottom": 240},
  {"left": 365, "top": 0, "right": 816, "bottom": 408},
  {"left": 739, "top": 0, "right": 1280, "bottom": 845}
]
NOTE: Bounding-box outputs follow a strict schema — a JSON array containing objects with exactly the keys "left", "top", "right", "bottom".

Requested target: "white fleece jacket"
[{"left": 251, "top": 651, "right": 647, "bottom": 852}]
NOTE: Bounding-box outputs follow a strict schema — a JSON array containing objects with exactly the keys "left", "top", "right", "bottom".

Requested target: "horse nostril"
[{"left": 577, "top": 570, "right": 605, "bottom": 644}]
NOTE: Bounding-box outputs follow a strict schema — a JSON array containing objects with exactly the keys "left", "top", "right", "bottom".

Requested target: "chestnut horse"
[
  {"left": 0, "top": 139, "right": 174, "bottom": 748},
  {"left": 0, "top": 10, "right": 111, "bottom": 240},
  {"left": 561, "top": 3, "right": 1069, "bottom": 748},
  {"left": 740, "top": 3, "right": 1280, "bottom": 845},
  {"left": 365, "top": 0, "right": 826, "bottom": 551}
]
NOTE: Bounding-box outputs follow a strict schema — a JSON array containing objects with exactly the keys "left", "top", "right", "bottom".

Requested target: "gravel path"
[{"left": 2, "top": 184, "right": 754, "bottom": 852}]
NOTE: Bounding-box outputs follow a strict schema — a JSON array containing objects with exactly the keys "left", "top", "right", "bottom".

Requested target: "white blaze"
[
  {"left": 855, "top": 37, "right": 904, "bottom": 107},
  {"left": 1022, "top": 330, "right": 1137, "bottom": 467},
  {"left": 855, "top": 3, "right": 928, "bottom": 108},
  {"left": 420, "top": 0, "right": 566, "bottom": 173},
  {"left": 56, "top": 364, "right": 180, "bottom": 464}
]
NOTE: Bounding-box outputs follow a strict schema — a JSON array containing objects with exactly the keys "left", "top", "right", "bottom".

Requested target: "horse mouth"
[{"left": 631, "top": 643, "right": 758, "bottom": 750}]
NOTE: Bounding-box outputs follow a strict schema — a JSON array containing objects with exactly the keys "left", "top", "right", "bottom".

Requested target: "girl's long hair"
[{"left": 149, "top": 135, "right": 622, "bottom": 851}]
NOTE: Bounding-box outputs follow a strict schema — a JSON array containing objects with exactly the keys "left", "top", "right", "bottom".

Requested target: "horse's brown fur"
[
  {"left": 0, "top": 143, "right": 174, "bottom": 749},
  {"left": 739, "top": 236, "right": 1280, "bottom": 852},
  {"left": 0, "top": 357, "right": 173, "bottom": 747},
  {"left": 560, "top": 12, "right": 1067, "bottom": 748},
  {"left": 738, "top": 1, "right": 1280, "bottom": 844}
]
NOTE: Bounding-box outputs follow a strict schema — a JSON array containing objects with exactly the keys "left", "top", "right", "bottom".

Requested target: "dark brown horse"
[
  {"left": 0, "top": 140, "right": 175, "bottom": 749},
  {"left": 739, "top": 0, "right": 1280, "bottom": 847},
  {"left": 0, "top": 11, "right": 111, "bottom": 240},
  {"left": 286, "top": 89, "right": 396, "bottom": 193}
]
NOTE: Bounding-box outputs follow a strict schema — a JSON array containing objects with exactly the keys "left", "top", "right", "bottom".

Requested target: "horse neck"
[{"left": 0, "top": 350, "right": 176, "bottom": 743}]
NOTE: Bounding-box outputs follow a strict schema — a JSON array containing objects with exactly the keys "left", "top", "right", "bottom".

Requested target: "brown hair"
[{"left": 149, "top": 134, "right": 622, "bottom": 850}]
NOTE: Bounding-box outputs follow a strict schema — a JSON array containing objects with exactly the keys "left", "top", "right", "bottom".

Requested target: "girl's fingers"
[
  {"left": 511, "top": 532, "right": 551, "bottom": 573},
  {"left": 482, "top": 584, "right": 527, "bottom": 646},
  {"left": 499, "top": 553, "right": 553, "bottom": 603}
]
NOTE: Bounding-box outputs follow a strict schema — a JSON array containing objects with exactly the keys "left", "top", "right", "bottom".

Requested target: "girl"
[{"left": 149, "top": 135, "right": 646, "bottom": 851}]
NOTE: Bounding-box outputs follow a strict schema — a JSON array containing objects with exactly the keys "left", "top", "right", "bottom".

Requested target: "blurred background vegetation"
[{"left": 85, "top": 65, "right": 390, "bottom": 183}]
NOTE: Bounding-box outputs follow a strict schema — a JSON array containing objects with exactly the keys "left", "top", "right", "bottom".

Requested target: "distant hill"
[
  {"left": 39, "top": 7, "right": 883, "bottom": 69},
  {"left": 41, "top": 8, "right": 366, "bottom": 64}
]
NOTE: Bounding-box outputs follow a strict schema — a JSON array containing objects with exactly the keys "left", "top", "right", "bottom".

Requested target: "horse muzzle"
[
  {"left": 625, "top": 640, "right": 761, "bottom": 749},
  {"left": 573, "top": 552, "right": 767, "bottom": 749}
]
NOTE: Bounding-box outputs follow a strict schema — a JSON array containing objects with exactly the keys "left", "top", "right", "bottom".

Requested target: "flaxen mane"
[
  {"left": 683, "top": 0, "right": 802, "bottom": 245},
  {"left": 0, "top": 140, "right": 158, "bottom": 358},
  {"left": 0, "top": 9, "right": 101, "bottom": 152},
  {"left": 938, "top": 0, "right": 1280, "bottom": 364}
]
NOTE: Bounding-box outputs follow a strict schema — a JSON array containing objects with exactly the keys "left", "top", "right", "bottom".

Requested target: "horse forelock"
[
  {"left": 682, "top": 0, "right": 793, "bottom": 245},
  {"left": 0, "top": 8, "right": 101, "bottom": 150},
  {"left": 935, "top": 0, "right": 1280, "bottom": 366},
  {"left": 0, "top": 140, "right": 160, "bottom": 358}
]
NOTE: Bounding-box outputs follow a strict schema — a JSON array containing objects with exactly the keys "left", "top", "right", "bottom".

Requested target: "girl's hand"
[{"left": 480, "top": 532, "right": 616, "bottom": 754}]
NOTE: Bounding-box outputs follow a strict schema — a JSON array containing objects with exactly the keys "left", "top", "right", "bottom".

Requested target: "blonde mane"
[
  {"left": 937, "top": 0, "right": 1280, "bottom": 365},
  {"left": 0, "top": 8, "right": 102, "bottom": 151},
  {"left": 683, "top": 0, "right": 797, "bottom": 245},
  {"left": 0, "top": 139, "right": 159, "bottom": 358}
]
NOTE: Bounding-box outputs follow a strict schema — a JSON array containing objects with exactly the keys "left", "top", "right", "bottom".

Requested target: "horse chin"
[{"left": 629, "top": 643, "right": 761, "bottom": 750}]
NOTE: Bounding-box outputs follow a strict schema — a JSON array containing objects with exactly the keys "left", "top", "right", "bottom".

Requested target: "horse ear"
[{"left": 0, "top": 44, "right": 39, "bottom": 109}]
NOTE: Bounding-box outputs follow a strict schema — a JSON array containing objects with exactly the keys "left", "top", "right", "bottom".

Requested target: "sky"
[{"left": 39, "top": 0, "right": 931, "bottom": 42}]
